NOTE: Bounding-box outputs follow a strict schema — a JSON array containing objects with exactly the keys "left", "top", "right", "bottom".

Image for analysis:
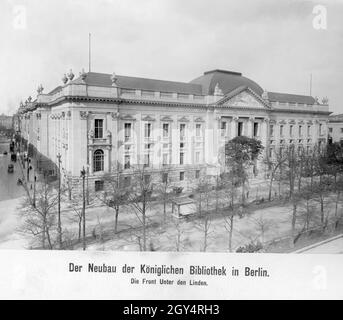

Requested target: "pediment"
[
  {"left": 178, "top": 116, "right": 190, "bottom": 122},
  {"left": 217, "top": 87, "right": 271, "bottom": 110},
  {"left": 120, "top": 114, "right": 136, "bottom": 121},
  {"left": 160, "top": 115, "right": 173, "bottom": 122},
  {"left": 142, "top": 115, "right": 156, "bottom": 122}
]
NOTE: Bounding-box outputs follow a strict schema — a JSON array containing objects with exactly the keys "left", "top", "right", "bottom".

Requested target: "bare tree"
[
  {"left": 156, "top": 166, "right": 174, "bottom": 222},
  {"left": 252, "top": 214, "right": 275, "bottom": 244},
  {"left": 282, "top": 145, "right": 301, "bottom": 246},
  {"left": 127, "top": 164, "right": 155, "bottom": 251},
  {"left": 192, "top": 175, "right": 214, "bottom": 252},
  {"left": 264, "top": 147, "right": 287, "bottom": 201},
  {"left": 99, "top": 170, "right": 129, "bottom": 234},
  {"left": 221, "top": 169, "right": 239, "bottom": 252},
  {"left": 19, "top": 176, "right": 58, "bottom": 249},
  {"left": 195, "top": 214, "right": 212, "bottom": 252}
]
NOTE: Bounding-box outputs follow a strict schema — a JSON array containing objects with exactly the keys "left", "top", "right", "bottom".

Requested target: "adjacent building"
[
  {"left": 0, "top": 114, "right": 13, "bottom": 130},
  {"left": 328, "top": 114, "right": 343, "bottom": 144},
  {"left": 17, "top": 69, "right": 331, "bottom": 192}
]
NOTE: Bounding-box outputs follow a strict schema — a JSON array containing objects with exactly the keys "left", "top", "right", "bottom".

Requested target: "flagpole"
[
  {"left": 310, "top": 73, "right": 312, "bottom": 96},
  {"left": 89, "top": 33, "right": 91, "bottom": 72}
]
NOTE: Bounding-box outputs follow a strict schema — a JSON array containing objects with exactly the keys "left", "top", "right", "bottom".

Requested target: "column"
[
  {"left": 230, "top": 116, "right": 238, "bottom": 138},
  {"left": 247, "top": 117, "right": 254, "bottom": 138},
  {"left": 204, "top": 109, "right": 214, "bottom": 164}
]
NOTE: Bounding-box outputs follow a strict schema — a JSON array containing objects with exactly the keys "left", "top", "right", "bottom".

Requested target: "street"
[
  {"left": 0, "top": 142, "right": 26, "bottom": 201},
  {"left": 296, "top": 235, "right": 343, "bottom": 254}
]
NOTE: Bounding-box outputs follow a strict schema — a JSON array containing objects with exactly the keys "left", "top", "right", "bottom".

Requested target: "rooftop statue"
[
  {"left": 262, "top": 90, "right": 269, "bottom": 100},
  {"left": 322, "top": 96, "right": 329, "bottom": 105},
  {"left": 62, "top": 74, "right": 68, "bottom": 84},
  {"left": 68, "top": 69, "right": 74, "bottom": 81},
  {"left": 37, "top": 84, "right": 44, "bottom": 94},
  {"left": 111, "top": 72, "right": 118, "bottom": 86},
  {"left": 80, "top": 69, "right": 87, "bottom": 82},
  {"left": 214, "top": 83, "right": 223, "bottom": 96},
  {"left": 68, "top": 69, "right": 75, "bottom": 81}
]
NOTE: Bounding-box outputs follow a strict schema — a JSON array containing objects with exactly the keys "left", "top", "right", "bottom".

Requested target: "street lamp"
[
  {"left": 80, "top": 167, "right": 86, "bottom": 251},
  {"left": 26, "top": 157, "right": 30, "bottom": 181},
  {"left": 33, "top": 175, "right": 36, "bottom": 208},
  {"left": 57, "top": 153, "right": 62, "bottom": 249}
]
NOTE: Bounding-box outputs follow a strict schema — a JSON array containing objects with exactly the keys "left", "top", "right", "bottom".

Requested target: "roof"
[
  {"left": 71, "top": 72, "right": 203, "bottom": 95},
  {"left": 329, "top": 114, "right": 343, "bottom": 122},
  {"left": 189, "top": 69, "right": 264, "bottom": 96},
  {"left": 48, "top": 86, "right": 63, "bottom": 95},
  {"left": 171, "top": 197, "right": 196, "bottom": 205},
  {"left": 45, "top": 70, "right": 321, "bottom": 108},
  {"left": 268, "top": 92, "right": 316, "bottom": 105}
]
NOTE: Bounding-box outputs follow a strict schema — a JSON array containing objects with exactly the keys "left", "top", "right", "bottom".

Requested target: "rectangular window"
[
  {"left": 180, "top": 123, "right": 186, "bottom": 138},
  {"left": 195, "top": 170, "right": 200, "bottom": 179},
  {"left": 162, "top": 153, "right": 168, "bottom": 166},
  {"left": 95, "top": 180, "right": 104, "bottom": 192},
  {"left": 307, "top": 125, "right": 311, "bottom": 136},
  {"left": 270, "top": 124, "right": 274, "bottom": 136},
  {"left": 196, "top": 124, "right": 201, "bottom": 137},
  {"left": 144, "top": 154, "right": 150, "bottom": 167},
  {"left": 319, "top": 124, "right": 323, "bottom": 135},
  {"left": 299, "top": 125, "right": 302, "bottom": 136},
  {"left": 124, "top": 123, "right": 131, "bottom": 141},
  {"left": 180, "top": 172, "right": 185, "bottom": 181},
  {"left": 253, "top": 122, "right": 259, "bottom": 137},
  {"left": 180, "top": 152, "right": 184, "bottom": 165},
  {"left": 94, "top": 119, "right": 103, "bottom": 138},
  {"left": 124, "top": 155, "right": 130, "bottom": 169},
  {"left": 195, "top": 151, "right": 200, "bottom": 163},
  {"left": 144, "top": 123, "right": 152, "bottom": 138},
  {"left": 290, "top": 125, "right": 293, "bottom": 136},
  {"left": 180, "top": 142, "right": 185, "bottom": 149},
  {"left": 163, "top": 123, "right": 169, "bottom": 138},
  {"left": 162, "top": 173, "right": 168, "bottom": 183},
  {"left": 221, "top": 122, "right": 227, "bottom": 136},
  {"left": 269, "top": 148, "right": 273, "bottom": 158},
  {"left": 328, "top": 127, "right": 332, "bottom": 133},
  {"left": 280, "top": 125, "right": 284, "bottom": 136},
  {"left": 238, "top": 122, "right": 243, "bottom": 136}
]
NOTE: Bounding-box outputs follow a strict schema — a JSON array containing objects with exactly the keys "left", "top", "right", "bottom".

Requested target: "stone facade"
[
  {"left": 328, "top": 114, "right": 343, "bottom": 144},
  {"left": 17, "top": 69, "right": 331, "bottom": 192},
  {"left": 0, "top": 114, "right": 13, "bottom": 130}
]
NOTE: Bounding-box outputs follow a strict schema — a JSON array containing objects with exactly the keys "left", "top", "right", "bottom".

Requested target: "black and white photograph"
[{"left": 0, "top": 0, "right": 342, "bottom": 301}]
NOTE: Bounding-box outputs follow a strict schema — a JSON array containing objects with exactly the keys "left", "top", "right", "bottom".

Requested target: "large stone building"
[
  {"left": 328, "top": 114, "right": 343, "bottom": 144},
  {"left": 17, "top": 69, "right": 330, "bottom": 192},
  {"left": 0, "top": 114, "right": 13, "bottom": 130}
]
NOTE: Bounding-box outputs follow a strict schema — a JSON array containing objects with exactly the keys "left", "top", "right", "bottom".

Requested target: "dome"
[{"left": 189, "top": 69, "right": 264, "bottom": 96}]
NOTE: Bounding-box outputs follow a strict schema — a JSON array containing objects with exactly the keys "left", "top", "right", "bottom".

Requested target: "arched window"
[{"left": 93, "top": 149, "right": 104, "bottom": 172}]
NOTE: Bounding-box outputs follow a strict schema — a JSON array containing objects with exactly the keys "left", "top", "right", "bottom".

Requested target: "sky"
[{"left": 0, "top": 0, "right": 342, "bottom": 115}]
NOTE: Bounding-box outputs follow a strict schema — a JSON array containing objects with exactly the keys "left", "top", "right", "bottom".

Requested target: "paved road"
[
  {"left": 300, "top": 236, "right": 343, "bottom": 254},
  {"left": 0, "top": 142, "right": 26, "bottom": 201}
]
